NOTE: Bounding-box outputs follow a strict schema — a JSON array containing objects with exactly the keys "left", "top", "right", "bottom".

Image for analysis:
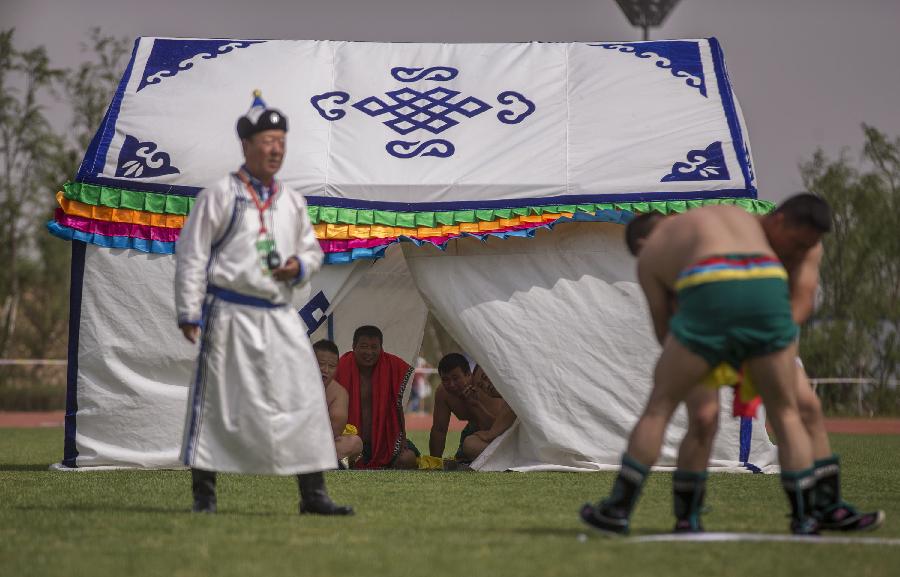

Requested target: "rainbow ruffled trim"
[{"left": 47, "top": 181, "right": 775, "bottom": 263}]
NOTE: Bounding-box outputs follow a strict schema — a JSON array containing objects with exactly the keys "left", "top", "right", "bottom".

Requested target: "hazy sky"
[{"left": 3, "top": 0, "right": 898, "bottom": 203}]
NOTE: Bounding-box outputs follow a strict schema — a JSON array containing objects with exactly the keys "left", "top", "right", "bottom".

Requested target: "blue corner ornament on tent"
[
  {"left": 310, "top": 66, "right": 536, "bottom": 159},
  {"left": 661, "top": 141, "right": 730, "bottom": 182},
  {"left": 138, "top": 38, "right": 266, "bottom": 92},
  {"left": 590, "top": 41, "right": 707, "bottom": 97},
  {"left": 115, "top": 134, "right": 181, "bottom": 178}
]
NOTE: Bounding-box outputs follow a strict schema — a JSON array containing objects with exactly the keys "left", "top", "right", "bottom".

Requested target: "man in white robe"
[{"left": 175, "top": 91, "right": 353, "bottom": 516}]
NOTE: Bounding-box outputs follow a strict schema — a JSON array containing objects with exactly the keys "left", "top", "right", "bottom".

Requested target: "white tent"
[{"left": 50, "top": 37, "right": 777, "bottom": 472}]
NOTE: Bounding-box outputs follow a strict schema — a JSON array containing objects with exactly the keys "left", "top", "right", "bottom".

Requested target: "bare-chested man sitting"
[
  {"left": 580, "top": 204, "right": 819, "bottom": 536},
  {"left": 429, "top": 354, "right": 506, "bottom": 461},
  {"left": 458, "top": 365, "right": 517, "bottom": 461},
  {"left": 335, "top": 326, "right": 418, "bottom": 469},
  {"left": 312, "top": 339, "right": 363, "bottom": 469}
]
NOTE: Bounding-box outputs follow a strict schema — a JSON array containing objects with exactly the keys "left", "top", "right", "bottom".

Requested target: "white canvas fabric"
[
  {"left": 402, "top": 222, "right": 778, "bottom": 472},
  {"left": 67, "top": 228, "right": 778, "bottom": 472},
  {"left": 71, "top": 246, "right": 192, "bottom": 468},
  {"left": 81, "top": 38, "right": 755, "bottom": 203},
  {"left": 55, "top": 37, "right": 771, "bottom": 472},
  {"left": 65, "top": 246, "right": 424, "bottom": 469}
]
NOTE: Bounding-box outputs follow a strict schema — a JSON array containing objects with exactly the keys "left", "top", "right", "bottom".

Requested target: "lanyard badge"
[{"left": 236, "top": 169, "right": 282, "bottom": 274}]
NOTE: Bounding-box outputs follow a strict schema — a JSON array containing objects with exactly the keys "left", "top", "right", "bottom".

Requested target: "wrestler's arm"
[
  {"left": 429, "top": 387, "right": 451, "bottom": 457},
  {"left": 463, "top": 390, "right": 498, "bottom": 430},
  {"left": 327, "top": 383, "right": 349, "bottom": 439},
  {"left": 790, "top": 243, "right": 823, "bottom": 325},
  {"left": 474, "top": 402, "right": 516, "bottom": 443},
  {"left": 638, "top": 258, "right": 672, "bottom": 344}
]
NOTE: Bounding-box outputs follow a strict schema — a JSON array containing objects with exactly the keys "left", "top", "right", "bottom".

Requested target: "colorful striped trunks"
[
  {"left": 669, "top": 254, "right": 797, "bottom": 370},
  {"left": 674, "top": 254, "right": 788, "bottom": 291}
]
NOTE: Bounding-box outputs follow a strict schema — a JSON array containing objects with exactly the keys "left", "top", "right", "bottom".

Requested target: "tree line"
[
  {"left": 0, "top": 29, "right": 129, "bottom": 408},
  {"left": 800, "top": 125, "right": 899, "bottom": 414},
  {"left": 0, "top": 29, "right": 896, "bottom": 412}
]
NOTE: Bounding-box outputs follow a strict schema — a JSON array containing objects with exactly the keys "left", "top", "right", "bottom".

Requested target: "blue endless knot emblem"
[
  {"left": 310, "top": 65, "right": 536, "bottom": 159},
  {"left": 353, "top": 88, "right": 492, "bottom": 136}
]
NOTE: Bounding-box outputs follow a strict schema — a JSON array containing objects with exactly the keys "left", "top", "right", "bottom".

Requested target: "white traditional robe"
[{"left": 174, "top": 173, "right": 336, "bottom": 474}]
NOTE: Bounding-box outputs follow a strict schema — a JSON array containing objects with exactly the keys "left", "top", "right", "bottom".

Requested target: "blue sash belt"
[{"left": 207, "top": 284, "right": 285, "bottom": 308}]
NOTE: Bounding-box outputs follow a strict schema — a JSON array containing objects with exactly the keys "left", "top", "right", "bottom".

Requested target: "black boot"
[
  {"left": 781, "top": 467, "right": 819, "bottom": 535},
  {"left": 814, "top": 454, "right": 885, "bottom": 532},
  {"left": 297, "top": 472, "right": 354, "bottom": 516},
  {"left": 191, "top": 468, "right": 217, "bottom": 513},
  {"left": 672, "top": 469, "right": 708, "bottom": 533},
  {"left": 580, "top": 453, "right": 649, "bottom": 536}
]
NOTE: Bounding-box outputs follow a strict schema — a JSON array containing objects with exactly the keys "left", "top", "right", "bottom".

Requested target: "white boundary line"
[{"left": 623, "top": 532, "right": 900, "bottom": 545}]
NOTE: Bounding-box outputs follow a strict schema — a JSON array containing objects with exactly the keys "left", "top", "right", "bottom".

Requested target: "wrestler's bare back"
[{"left": 640, "top": 205, "right": 777, "bottom": 289}]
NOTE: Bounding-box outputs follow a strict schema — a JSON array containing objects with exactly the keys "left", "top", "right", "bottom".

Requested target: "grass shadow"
[
  {"left": 12, "top": 503, "right": 294, "bottom": 517},
  {"left": 0, "top": 464, "right": 53, "bottom": 471}
]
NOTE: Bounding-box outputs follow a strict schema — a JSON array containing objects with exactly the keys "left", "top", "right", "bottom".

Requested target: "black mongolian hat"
[{"left": 236, "top": 89, "right": 288, "bottom": 139}]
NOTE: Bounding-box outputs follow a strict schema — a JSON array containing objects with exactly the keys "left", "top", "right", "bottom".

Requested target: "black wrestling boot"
[
  {"left": 297, "top": 472, "right": 354, "bottom": 516},
  {"left": 672, "top": 469, "right": 708, "bottom": 533},
  {"left": 579, "top": 454, "right": 649, "bottom": 536},
  {"left": 191, "top": 468, "right": 217, "bottom": 514},
  {"left": 781, "top": 467, "right": 820, "bottom": 535},
  {"left": 814, "top": 454, "right": 885, "bottom": 532}
]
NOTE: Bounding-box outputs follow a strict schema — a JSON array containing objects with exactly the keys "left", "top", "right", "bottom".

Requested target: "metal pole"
[{"left": 643, "top": 24, "right": 649, "bottom": 41}]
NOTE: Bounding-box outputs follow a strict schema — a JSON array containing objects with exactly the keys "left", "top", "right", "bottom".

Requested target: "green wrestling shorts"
[
  {"left": 669, "top": 254, "right": 798, "bottom": 369},
  {"left": 455, "top": 421, "right": 478, "bottom": 460}
]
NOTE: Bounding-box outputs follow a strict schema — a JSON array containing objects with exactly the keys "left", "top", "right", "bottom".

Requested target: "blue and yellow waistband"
[{"left": 675, "top": 254, "right": 787, "bottom": 291}]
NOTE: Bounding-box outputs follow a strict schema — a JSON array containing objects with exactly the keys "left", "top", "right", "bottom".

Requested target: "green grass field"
[{"left": 2, "top": 429, "right": 899, "bottom": 577}]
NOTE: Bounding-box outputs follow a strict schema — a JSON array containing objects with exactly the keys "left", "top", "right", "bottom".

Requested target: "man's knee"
[
  {"left": 687, "top": 401, "right": 719, "bottom": 441},
  {"left": 461, "top": 435, "right": 485, "bottom": 461},
  {"left": 796, "top": 385, "right": 823, "bottom": 426}
]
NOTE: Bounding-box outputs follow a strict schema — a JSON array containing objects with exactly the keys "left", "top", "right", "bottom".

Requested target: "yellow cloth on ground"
[
  {"left": 417, "top": 455, "right": 444, "bottom": 470},
  {"left": 342, "top": 424, "right": 358, "bottom": 436}
]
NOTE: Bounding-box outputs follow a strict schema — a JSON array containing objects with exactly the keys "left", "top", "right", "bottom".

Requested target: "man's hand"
[
  {"left": 461, "top": 382, "right": 480, "bottom": 400},
  {"left": 272, "top": 256, "right": 301, "bottom": 281},
  {"left": 180, "top": 323, "right": 200, "bottom": 344}
]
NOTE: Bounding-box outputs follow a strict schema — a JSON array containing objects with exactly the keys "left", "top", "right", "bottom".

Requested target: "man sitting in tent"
[
  {"left": 458, "top": 365, "right": 517, "bottom": 461},
  {"left": 313, "top": 339, "right": 363, "bottom": 469},
  {"left": 429, "top": 353, "right": 506, "bottom": 461},
  {"left": 336, "top": 325, "right": 418, "bottom": 469}
]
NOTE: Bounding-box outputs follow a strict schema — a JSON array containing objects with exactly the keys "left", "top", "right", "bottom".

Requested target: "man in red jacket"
[{"left": 336, "top": 325, "right": 418, "bottom": 469}]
